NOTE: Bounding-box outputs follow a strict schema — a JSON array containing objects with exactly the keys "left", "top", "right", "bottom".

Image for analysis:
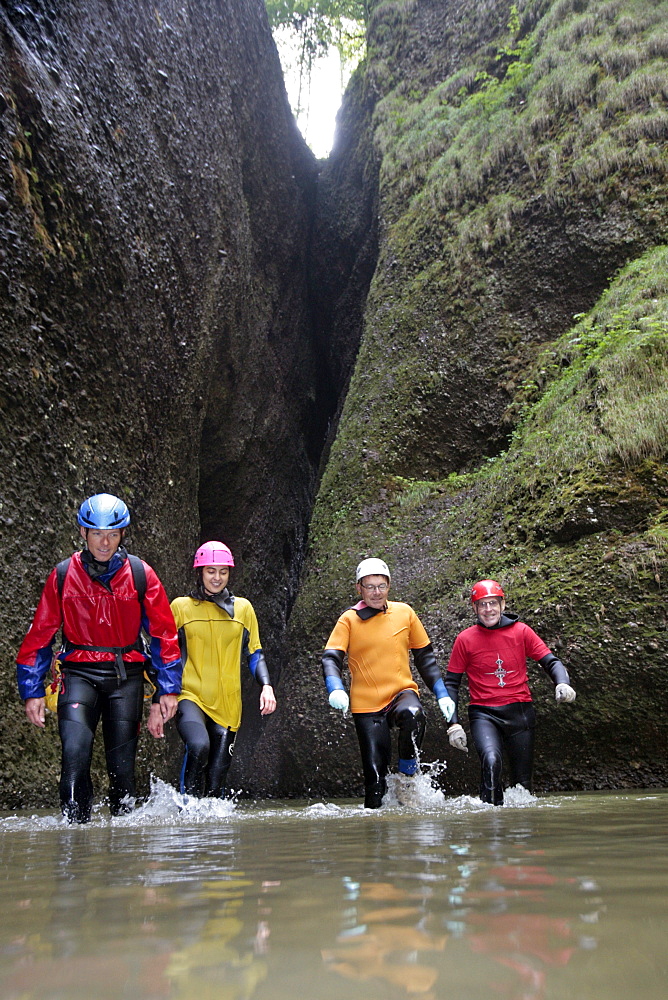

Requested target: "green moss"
[
  {"left": 295, "top": 243, "right": 667, "bottom": 636},
  {"left": 375, "top": 0, "right": 668, "bottom": 245}
]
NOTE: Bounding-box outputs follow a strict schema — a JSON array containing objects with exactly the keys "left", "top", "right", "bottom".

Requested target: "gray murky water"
[{"left": 0, "top": 777, "right": 666, "bottom": 1000}]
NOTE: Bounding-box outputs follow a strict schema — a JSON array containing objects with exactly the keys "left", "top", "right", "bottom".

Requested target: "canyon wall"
[
  {"left": 0, "top": 0, "right": 321, "bottom": 805},
  {"left": 273, "top": 0, "right": 668, "bottom": 799}
]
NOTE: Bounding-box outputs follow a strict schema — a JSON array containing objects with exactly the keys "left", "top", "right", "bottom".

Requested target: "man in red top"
[
  {"left": 17, "top": 493, "right": 182, "bottom": 822},
  {"left": 445, "top": 580, "right": 576, "bottom": 804},
  {"left": 322, "top": 558, "right": 455, "bottom": 808}
]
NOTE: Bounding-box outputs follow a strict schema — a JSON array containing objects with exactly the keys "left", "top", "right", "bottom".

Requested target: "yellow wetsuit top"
[
  {"left": 325, "top": 601, "right": 430, "bottom": 713},
  {"left": 170, "top": 595, "right": 261, "bottom": 730}
]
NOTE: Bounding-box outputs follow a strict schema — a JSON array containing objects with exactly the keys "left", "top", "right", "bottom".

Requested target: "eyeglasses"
[
  {"left": 360, "top": 583, "right": 389, "bottom": 593},
  {"left": 477, "top": 599, "right": 501, "bottom": 609}
]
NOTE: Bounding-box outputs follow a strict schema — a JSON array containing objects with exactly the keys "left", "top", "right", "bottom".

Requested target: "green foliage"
[
  {"left": 374, "top": 0, "right": 668, "bottom": 247},
  {"left": 506, "top": 247, "right": 668, "bottom": 478},
  {"left": 265, "top": 1, "right": 367, "bottom": 65},
  {"left": 300, "top": 243, "right": 668, "bottom": 621},
  {"left": 265, "top": 1, "right": 367, "bottom": 124}
]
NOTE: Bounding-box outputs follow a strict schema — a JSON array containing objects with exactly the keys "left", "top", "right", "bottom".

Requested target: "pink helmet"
[
  {"left": 193, "top": 541, "right": 235, "bottom": 568},
  {"left": 470, "top": 579, "right": 505, "bottom": 604}
]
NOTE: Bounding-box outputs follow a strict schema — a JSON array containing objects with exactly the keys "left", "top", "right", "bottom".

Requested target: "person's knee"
[
  {"left": 480, "top": 747, "right": 503, "bottom": 773},
  {"left": 178, "top": 724, "right": 210, "bottom": 761},
  {"left": 396, "top": 704, "right": 426, "bottom": 757},
  {"left": 397, "top": 703, "right": 425, "bottom": 725}
]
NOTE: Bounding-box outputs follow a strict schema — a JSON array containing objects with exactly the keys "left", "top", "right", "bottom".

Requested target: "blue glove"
[{"left": 329, "top": 689, "right": 350, "bottom": 711}]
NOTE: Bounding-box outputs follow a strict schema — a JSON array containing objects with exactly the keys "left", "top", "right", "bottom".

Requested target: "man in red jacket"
[{"left": 17, "top": 493, "right": 182, "bottom": 822}]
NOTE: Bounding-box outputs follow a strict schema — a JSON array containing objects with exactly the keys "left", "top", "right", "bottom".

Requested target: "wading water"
[{"left": 1, "top": 781, "right": 665, "bottom": 1000}]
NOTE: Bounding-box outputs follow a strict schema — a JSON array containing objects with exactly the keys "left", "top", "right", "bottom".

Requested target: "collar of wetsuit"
[
  {"left": 204, "top": 587, "right": 235, "bottom": 617},
  {"left": 476, "top": 612, "right": 518, "bottom": 630},
  {"left": 354, "top": 600, "right": 387, "bottom": 620},
  {"left": 81, "top": 545, "right": 127, "bottom": 581}
]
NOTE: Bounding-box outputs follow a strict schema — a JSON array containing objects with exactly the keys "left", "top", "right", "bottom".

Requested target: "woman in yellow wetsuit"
[{"left": 149, "top": 541, "right": 276, "bottom": 797}]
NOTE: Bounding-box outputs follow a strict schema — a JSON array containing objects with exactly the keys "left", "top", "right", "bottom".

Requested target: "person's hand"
[
  {"left": 159, "top": 693, "right": 179, "bottom": 722},
  {"left": 555, "top": 683, "right": 576, "bottom": 703},
  {"left": 447, "top": 723, "right": 468, "bottom": 752},
  {"left": 147, "top": 702, "right": 164, "bottom": 738},
  {"left": 25, "top": 697, "right": 46, "bottom": 729},
  {"left": 260, "top": 685, "right": 277, "bottom": 715},
  {"left": 438, "top": 695, "right": 455, "bottom": 722},
  {"left": 328, "top": 689, "right": 349, "bottom": 712}
]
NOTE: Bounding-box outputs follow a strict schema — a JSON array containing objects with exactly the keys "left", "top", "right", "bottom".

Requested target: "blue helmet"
[{"left": 77, "top": 493, "right": 130, "bottom": 529}]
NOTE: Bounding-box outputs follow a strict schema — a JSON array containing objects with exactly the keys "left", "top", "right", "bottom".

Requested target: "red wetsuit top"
[
  {"left": 17, "top": 550, "right": 181, "bottom": 700},
  {"left": 447, "top": 618, "right": 551, "bottom": 706}
]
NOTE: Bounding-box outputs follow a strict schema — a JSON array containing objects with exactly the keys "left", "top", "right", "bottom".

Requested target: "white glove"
[
  {"left": 328, "top": 689, "right": 349, "bottom": 711},
  {"left": 438, "top": 696, "right": 455, "bottom": 722},
  {"left": 555, "top": 683, "right": 576, "bottom": 703},
  {"left": 447, "top": 723, "right": 468, "bottom": 753}
]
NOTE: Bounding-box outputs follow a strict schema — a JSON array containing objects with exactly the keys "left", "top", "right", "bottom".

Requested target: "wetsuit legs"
[
  {"left": 206, "top": 726, "right": 236, "bottom": 796},
  {"left": 58, "top": 668, "right": 143, "bottom": 822},
  {"left": 354, "top": 714, "right": 392, "bottom": 808},
  {"left": 59, "top": 690, "right": 99, "bottom": 824},
  {"left": 101, "top": 675, "right": 144, "bottom": 815},
  {"left": 469, "top": 703, "right": 536, "bottom": 805},
  {"left": 389, "top": 690, "right": 426, "bottom": 774},
  {"left": 177, "top": 699, "right": 236, "bottom": 798},
  {"left": 353, "top": 691, "right": 425, "bottom": 807}
]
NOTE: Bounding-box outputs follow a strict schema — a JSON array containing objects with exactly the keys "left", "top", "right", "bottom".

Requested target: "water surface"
[{"left": 1, "top": 778, "right": 665, "bottom": 999}]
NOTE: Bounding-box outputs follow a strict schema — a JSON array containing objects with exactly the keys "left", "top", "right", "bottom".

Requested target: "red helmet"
[
  {"left": 193, "top": 541, "right": 235, "bottom": 568},
  {"left": 471, "top": 579, "right": 505, "bottom": 604}
]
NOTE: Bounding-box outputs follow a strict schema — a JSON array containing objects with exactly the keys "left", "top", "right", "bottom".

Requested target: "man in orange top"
[{"left": 322, "top": 558, "right": 454, "bottom": 808}]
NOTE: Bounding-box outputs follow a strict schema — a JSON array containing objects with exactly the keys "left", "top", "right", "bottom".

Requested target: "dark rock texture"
[{"left": 0, "top": 0, "right": 321, "bottom": 806}]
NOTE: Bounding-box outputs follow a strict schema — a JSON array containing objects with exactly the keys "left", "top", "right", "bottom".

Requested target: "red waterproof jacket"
[{"left": 17, "top": 551, "right": 181, "bottom": 700}]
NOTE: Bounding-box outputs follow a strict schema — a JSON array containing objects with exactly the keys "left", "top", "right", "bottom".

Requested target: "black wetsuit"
[
  {"left": 352, "top": 689, "right": 426, "bottom": 807},
  {"left": 176, "top": 700, "right": 236, "bottom": 798},
  {"left": 59, "top": 663, "right": 144, "bottom": 822}
]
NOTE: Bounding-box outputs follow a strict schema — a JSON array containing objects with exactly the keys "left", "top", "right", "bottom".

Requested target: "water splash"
[
  {"left": 384, "top": 771, "right": 447, "bottom": 811},
  {"left": 0, "top": 776, "right": 547, "bottom": 832},
  {"left": 113, "top": 776, "right": 237, "bottom": 826}
]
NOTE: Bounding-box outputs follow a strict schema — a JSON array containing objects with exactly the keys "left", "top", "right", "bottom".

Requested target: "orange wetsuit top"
[{"left": 325, "top": 601, "right": 430, "bottom": 713}]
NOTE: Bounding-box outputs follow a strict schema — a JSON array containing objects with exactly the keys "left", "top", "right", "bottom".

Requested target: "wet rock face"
[
  {"left": 3, "top": 0, "right": 667, "bottom": 809},
  {"left": 0, "top": 0, "right": 320, "bottom": 806},
  {"left": 269, "top": 0, "right": 668, "bottom": 800}
]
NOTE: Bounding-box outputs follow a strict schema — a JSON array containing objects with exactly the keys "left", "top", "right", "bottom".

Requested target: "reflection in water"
[
  {"left": 322, "top": 880, "right": 447, "bottom": 996},
  {"left": 0, "top": 784, "right": 666, "bottom": 1000}
]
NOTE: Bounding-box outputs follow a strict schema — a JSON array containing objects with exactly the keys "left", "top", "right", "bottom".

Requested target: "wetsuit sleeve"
[
  {"left": 322, "top": 648, "right": 346, "bottom": 693},
  {"left": 248, "top": 649, "right": 271, "bottom": 686},
  {"left": 412, "top": 644, "right": 448, "bottom": 699},
  {"left": 322, "top": 614, "right": 350, "bottom": 693},
  {"left": 538, "top": 652, "right": 571, "bottom": 686},
  {"left": 240, "top": 601, "right": 271, "bottom": 686},
  {"left": 142, "top": 565, "right": 182, "bottom": 696},
  {"left": 153, "top": 601, "right": 187, "bottom": 704},
  {"left": 444, "top": 670, "right": 465, "bottom": 725},
  {"left": 16, "top": 569, "right": 62, "bottom": 700}
]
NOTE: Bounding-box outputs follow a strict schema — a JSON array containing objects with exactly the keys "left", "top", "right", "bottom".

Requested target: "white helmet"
[{"left": 356, "top": 558, "right": 391, "bottom": 583}]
